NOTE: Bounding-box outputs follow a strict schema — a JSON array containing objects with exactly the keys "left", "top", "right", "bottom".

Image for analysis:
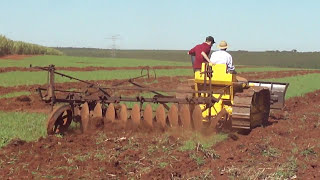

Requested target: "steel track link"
[{"left": 232, "top": 87, "right": 270, "bottom": 130}]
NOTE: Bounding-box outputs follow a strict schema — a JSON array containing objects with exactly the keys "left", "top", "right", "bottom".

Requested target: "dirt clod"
[{"left": 16, "top": 96, "right": 31, "bottom": 102}]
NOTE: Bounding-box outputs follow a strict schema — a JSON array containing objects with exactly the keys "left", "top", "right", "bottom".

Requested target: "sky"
[{"left": 1, "top": 0, "right": 319, "bottom": 51}]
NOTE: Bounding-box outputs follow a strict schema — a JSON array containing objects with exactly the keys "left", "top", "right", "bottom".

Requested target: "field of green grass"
[
  {"left": 0, "top": 66, "right": 303, "bottom": 87},
  {"left": 0, "top": 111, "right": 47, "bottom": 148},
  {"left": 1, "top": 54, "right": 320, "bottom": 149},
  {"left": 0, "top": 69, "right": 193, "bottom": 87},
  {"left": 263, "top": 73, "right": 320, "bottom": 99},
  {"left": 0, "top": 55, "right": 305, "bottom": 87},
  {"left": 0, "top": 55, "right": 189, "bottom": 68},
  {"left": 57, "top": 48, "right": 320, "bottom": 69},
  {"left": 0, "top": 91, "right": 31, "bottom": 99}
]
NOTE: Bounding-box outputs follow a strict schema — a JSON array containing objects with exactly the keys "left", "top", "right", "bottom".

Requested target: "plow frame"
[{"left": 33, "top": 64, "right": 223, "bottom": 131}]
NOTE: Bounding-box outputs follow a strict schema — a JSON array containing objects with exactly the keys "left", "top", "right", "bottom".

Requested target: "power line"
[{"left": 105, "top": 34, "right": 121, "bottom": 57}]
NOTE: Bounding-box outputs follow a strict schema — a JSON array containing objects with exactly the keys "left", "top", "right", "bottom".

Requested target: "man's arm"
[
  {"left": 227, "top": 56, "right": 235, "bottom": 71},
  {"left": 201, "top": 51, "right": 211, "bottom": 63}
]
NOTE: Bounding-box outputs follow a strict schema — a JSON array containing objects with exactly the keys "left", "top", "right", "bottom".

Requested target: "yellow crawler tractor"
[
  {"left": 33, "top": 64, "right": 289, "bottom": 134},
  {"left": 193, "top": 63, "right": 288, "bottom": 131}
]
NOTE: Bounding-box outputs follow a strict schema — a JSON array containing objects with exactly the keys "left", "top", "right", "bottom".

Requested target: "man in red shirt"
[{"left": 188, "top": 36, "right": 215, "bottom": 72}]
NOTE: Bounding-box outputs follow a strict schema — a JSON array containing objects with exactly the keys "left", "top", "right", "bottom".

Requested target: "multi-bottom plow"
[{"left": 33, "top": 63, "right": 289, "bottom": 135}]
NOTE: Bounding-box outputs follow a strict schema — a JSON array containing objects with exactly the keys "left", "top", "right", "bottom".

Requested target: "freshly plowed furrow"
[
  {"left": 0, "top": 66, "right": 192, "bottom": 73},
  {"left": 0, "top": 76, "right": 192, "bottom": 95},
  {"left": 239, "top": 69, "right": 320, "bottom": 80}
]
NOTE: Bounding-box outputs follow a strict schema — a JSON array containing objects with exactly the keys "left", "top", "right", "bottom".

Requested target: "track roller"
[
  {"left": 131, "top": 104, "right": 141, "bottom": 127},
  {"left": 179, "top": 104, "right": 191, "bottom": 129},
  {"left": 143, "top": 104, "right": 153, "bottom": 128},
  {"left": 47, "top": 105, "right": 72, "bottom": 135},
  {"left": 168, "top": 104, "right": 179, "bottom": 127},
  {"left": 156, "top": 104, "right": 166, "bottom": 129},
  {"left": 80, "top": 102, "right": 90, "bottom": 133}
]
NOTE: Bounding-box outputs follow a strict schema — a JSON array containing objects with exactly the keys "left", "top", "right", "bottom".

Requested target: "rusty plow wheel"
[
  {"left": 47, "top": 105, "right": 72, "bottom": 135},
  {"left": 192, "top": 105, "right": 203, "bottom": 131},
  {"left": 131, "top": 104, "right": 141, "bottom": 127},
  {"left": 80, "top": 102, "right": 90, "bottom": 133},
  {"left": 119, "top": 104, "right": 128, "bottom": 125},
  {"left": 91, "top": 102, "right": 103, "bottom": 129},
  {"left": 179, "top": 104, "right": 191, "bottom": 129},
  {"left": 168, "top": 104, "right": 179, "bottom": 127},
  {"left": 105, "top": 103, "right": 115, "bottom": 123},
  {"left": 92, "top": 102, "right": 103, "bottom": 118},
  {"left": 156, "top": 104, "right": 166, "bottom": 129},
  {"left": 143, "top": 104, "right": 153, "bottom": 128}
]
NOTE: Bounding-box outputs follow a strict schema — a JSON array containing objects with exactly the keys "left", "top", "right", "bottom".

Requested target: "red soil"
[
  {"left": 239, "top": 70, "right": 320, "bottom": 80},
  {"left": 0, "top": 90, "right": 319, "bottom": 179},
  {"left": 0, "top": 76, "right": 190, "bottom": 112},
  {"left": 0, "top": 70, "right": 319, "bottom": 179},
  {"left": 0, "top": 65, "right": 255, "bottom": 73},
  {"left": 0, "top": 54, "right": 38, "bottom": 60},
  {"left": 0, "top": 66, "right": 192, "bottom": 73}
]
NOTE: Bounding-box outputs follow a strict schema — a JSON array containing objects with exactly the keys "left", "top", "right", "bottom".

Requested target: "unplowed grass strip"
[
  {"left": 0, "top": 69, "right": 193, "bottom": 87},
  {"left": 239, "top": 70, "right": 320, "bottom": 80},
  {"left": 0, "top": 111, "right": 47, "bottom": 148},
  {"left": 0, "top": 65, "right": 192, "bottom": 73},
  {"left": 237, "top": 67, "right": 299, "bottom": 73},
  {"left": 263, "top": 73, "right": 320, "bottom": 99},
  {"left": 0, "top": 55, "right": 189, "bottom": 68},
  {"left": 0, "top": 91, "right": 31, "bottom": 99}
]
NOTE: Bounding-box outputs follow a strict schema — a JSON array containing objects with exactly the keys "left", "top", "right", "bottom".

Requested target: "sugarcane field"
[{"left": 1, "top": 1, "right": 320, "bottom": 179}]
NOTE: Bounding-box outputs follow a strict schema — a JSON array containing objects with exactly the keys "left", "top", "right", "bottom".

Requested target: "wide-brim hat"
[{"left": 217, "top": 41, "right": 228, "bottom": 49}]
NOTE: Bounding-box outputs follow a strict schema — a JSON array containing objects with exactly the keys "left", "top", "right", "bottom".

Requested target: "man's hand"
[{"left": 201, "top": 51, "right": 211, "bottom": 63}]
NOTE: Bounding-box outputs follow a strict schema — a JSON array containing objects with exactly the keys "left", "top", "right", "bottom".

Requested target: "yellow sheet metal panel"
[{"left": 194, "top": 63, "right": 234, "bottom": 85}]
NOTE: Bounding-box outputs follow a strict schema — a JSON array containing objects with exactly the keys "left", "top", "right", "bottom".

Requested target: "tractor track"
[{"left": 0, "top": 89, "right": 319, "bottom": 179}]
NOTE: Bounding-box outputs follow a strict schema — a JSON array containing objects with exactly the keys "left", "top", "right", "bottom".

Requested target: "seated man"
[
  {"left": 210, "top": 40, "right": 236, "bottom": 74},
  {"left": 210, "top": 41, "right": 247, "bottom": 82}
]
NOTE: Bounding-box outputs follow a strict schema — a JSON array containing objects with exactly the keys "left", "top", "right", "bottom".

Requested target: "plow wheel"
[
  {"left": 156, "top": 104, "right": 166, "bottom": 129},
  {"left": 192, "top": 105, "right": 203, "bottom": 131},
  {"left": 179, "top": 104, "right": 191, "bottom": 129},
  {"left": 119, "top": 104, "right": 128, "bottom": 124},
  {"left": 92, "top": 102, "right": 103, "bottom": 118},
  {"left": 143, "top": 104, "right": 153, "bottom": 128},
  {"left": 80, "top": 102, "right": 90, "bottom": 133},
  {"left": 91, "top": 102, "right": 103, "bottom": 128},
  {"left": 105, "top": 103, "right": 115, "bottom": 123},
  {"left": 168, "top": 104, "right": 179, "bottom": 127},
  {"left": 47, "top": 105, "right": 72, "bottom": 135},
  {"left": 131, "top": 104, "right": 141, "bottom": 127}
]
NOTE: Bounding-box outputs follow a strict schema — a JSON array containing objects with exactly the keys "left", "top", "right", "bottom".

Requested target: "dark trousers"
[
  {"left": 191, "top": 55, "right": 196, "bottom": 67},
  {"left": 190, "top": 56, "right": 199, "bottom": 72}
]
